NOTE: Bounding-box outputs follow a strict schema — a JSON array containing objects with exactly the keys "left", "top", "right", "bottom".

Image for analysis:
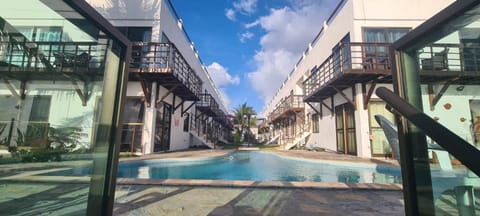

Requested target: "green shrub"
[
  {"left": 20, "top": 149, "right": 64, "bottom": 162},
  {"left": 233, "top": 132, "right": 241, "bottom": 144}
]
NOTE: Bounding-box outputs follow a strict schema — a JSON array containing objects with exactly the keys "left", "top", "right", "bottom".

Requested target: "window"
[
  {"left": 117, "top": 27, "right": 152, "bottom": 42},
  {"left": 364, "top": 28, "right": 410, "bottom": 43},
  {"left": 121, "top": 97, "right": 144, "bottom": 123},
  {"left": 120, "top": 97, "right": 144, "bottom": 153},
  {"left": 332, "top": 34, "right": 350, "bottom": 72},
  {"left": 311, "top": 113, "right": 319, "bottom": 133},
  {"left": 29, "top": 95, "right": 51, "bottom": 122},
  {"left": 183, "top": 114, "right": 190, "bottom": 132}
]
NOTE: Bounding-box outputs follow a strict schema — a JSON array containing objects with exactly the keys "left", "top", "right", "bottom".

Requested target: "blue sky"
[{"left": 170, "top": 0, "right": 339, "bottom": 116}]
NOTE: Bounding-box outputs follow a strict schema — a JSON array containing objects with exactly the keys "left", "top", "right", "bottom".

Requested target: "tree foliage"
[{"left": 232, "top": 102, "right": 257, "bottom": 131}]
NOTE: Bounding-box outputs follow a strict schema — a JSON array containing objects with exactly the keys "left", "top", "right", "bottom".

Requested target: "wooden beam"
[
  {"left": 306, "top": 102, "right": 321, "bottom": 115},
  {"left": 320, "top": 101, "right": 323, "bottom": 119},
  {"left": 174, "top": 99, "right": 183, "bottom": 112},
  {"left": 331, "top": 86, "right": 356, "bottom": 110},
  {"left": 138, "top": 75, "right": 152, "bottom": 107},
  {"left": 71, "top": 80, "right": 87, "bottom": 106},
  {"left": 320, "top": 101, "right": 332, "bottom": 113},
  {"left": 363, "top": 81, "right": 377, "bottom": 110},
  {"left": 195, "top": 109, "right": 202, "bottom": 120},
  {"left": 182, "top": 101, "right": 196, "bottom": 116},
  {"left": 428, "top": 83, "right": 450, "bottom": 111},
  {"left": 3, "top": 79, "right": 21, "bottom": 100},
  {"left": 156, "top": 84, "right": 179, "bottom": 104}
]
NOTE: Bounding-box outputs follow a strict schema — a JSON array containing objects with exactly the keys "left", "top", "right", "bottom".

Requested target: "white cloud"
[
  {"left": 233, "top": 0, "right": 258, "bottom": 15},
  {"left": 247, "top": 1, "right": 337, "bottom": 104},
  {"left": 206, "top": 62, "right": 239, "bottom": 109},
  {"left": 245, "top": 20, "right": 260, "bottom": 28},
  {"left": 207, "top": 62, "right": 240, "bottom": 87},
  {"left": 218, "top": 88, "right": 233, "bottom": 110},
  {"left": 240, "top": 31, "right": 254, "bottom": 43},
  {"left": 225, "top": 8, "right": 236, "bottom": 21}
]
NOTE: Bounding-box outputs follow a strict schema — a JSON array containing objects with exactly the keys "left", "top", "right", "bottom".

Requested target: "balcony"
[
  {"left": 418, "top": 43, "right": 480, "bottom": 84},
  {"left": 128, "top": 42, "right": 201, "bottom": 101},
  {"left": 303, "top": 42, "right": 392, "bottom": 102},
  {"left": 0, "top": 34, "right": 108, "bottom": 81},
  {"left": 269, "top": 94, "right": 304, "bottom": 122},
  {"left": 196, "top": 93, "right": 219, "bottom": 117}
]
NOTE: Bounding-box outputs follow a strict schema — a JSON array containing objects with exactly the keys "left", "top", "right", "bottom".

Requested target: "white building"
[
  {"left": 87, "top": 0, "right": 232, "bottom": 154},
  {"left": 260, "top": 0, "right": 455, "bottom": 158}
]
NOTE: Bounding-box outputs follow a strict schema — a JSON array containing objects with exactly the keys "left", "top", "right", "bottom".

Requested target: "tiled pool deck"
[{"left": 0, "top": 149, "right": 408, "bottom": 215}]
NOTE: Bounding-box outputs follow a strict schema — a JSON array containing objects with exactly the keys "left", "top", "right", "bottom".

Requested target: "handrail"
[{"left": 375, "top": 87, "right": 480, "bottom": 176}]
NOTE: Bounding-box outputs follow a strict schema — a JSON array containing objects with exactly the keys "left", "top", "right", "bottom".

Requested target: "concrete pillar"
[
  {"left": 354, "top": 83, "right": 372, "bottom": 158},
  {"left": 142, "top": 82, "right": 157, "bottom": 154}
]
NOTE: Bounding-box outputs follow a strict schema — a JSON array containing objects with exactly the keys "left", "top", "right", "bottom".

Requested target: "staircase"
[
  {"left": 284, "top": 132, "right": 311, "bottom": 150},
  {"left": 266, "top": 134, "right": 281, "bottom": 145},
  {"left": 190, "top": 131, "right": 214, "bottom": 149}
]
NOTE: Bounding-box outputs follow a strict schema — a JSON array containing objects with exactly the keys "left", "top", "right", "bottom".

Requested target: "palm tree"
[
  {"left": 232, "top": 102, "right": 257, "bottom": 131},
  {"left": 232, "top": 103, "right": 257, "bottom": 145}
]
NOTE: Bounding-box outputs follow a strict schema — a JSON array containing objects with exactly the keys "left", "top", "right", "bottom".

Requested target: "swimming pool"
[{"left": 116, "top": 151, "right": 401, "bottom": 183}]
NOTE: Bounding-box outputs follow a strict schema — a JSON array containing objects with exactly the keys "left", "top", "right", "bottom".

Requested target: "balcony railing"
[
  {"left": 196, "top": 93, "right": 219, "bottom": 117},
  {"left": 120, "top": 123, "right": 143, "bottom": 153},
  {"left": 0, "top": 35, "right": 108, "bottom": 76},
  {"left": 129, "top": 42, "right": 202, "bottom": 100},
  {"left": 418, "top": 43, "right": 480, "bottom": 84},
  {"left": 269, "top": 94, "right": 304, "bottom": 122},
  {"left": 303, "top": 42, "right": 392, "bottom": 102}
]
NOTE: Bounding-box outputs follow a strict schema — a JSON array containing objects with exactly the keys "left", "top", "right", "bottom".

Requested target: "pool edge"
[{"left": 116, "top": 178, "right": 403, "bottom": 191}]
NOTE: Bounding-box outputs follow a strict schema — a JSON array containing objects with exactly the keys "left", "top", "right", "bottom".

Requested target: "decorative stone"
[{"left": 443, "top": 103, "right": 452, "bottom": 110}]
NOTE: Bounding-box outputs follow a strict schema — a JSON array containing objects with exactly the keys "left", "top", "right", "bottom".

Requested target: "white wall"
[
  {"left": 0, "top": 81, "right": 103, "bottom": 149},
  {"left": 87, "top": 0, "right": 229, "bottom": 152},
  {"left": 262, "top": 0, "right": 455, "bottom": 158},
  {"left": 421, "top": 85, "right": 480, "bottom": 145}
]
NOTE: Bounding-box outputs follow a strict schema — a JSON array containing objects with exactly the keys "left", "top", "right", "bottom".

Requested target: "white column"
[
  {"left": 142, "top": 82, "right": 157, "bottom": 155},
  {"left": 354, "top": 83, "right": 372, "bottom": 158}
]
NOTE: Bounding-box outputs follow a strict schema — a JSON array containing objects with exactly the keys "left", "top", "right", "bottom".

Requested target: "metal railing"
[
  {"left": 120, "top": 123, "right": 143, "bottom": 153},
  {"left": 0, "top": 36, "right": 108, "bottom": 73},
  {"left": 130, "top": 42, "right": 202, "bottom": 97},
  {"left": 196, "top": 93, "right": 219, "bottom": 117},
  {"left": 269, "top": 95, "right": 304, "bottom": 121},
  {"left": 303, "top": 42, "right": 392, "bottom": 98},
  {"left": 418, "top": 43, "right": 480, "bottom": 72}
]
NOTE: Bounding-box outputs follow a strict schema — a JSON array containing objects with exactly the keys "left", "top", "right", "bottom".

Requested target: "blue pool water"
[
  {"left": 42, "top": 151, "right": 402, "bottom": 183},
  {"left": 119, "top": 151, "right": 401, "bottom": 183}
]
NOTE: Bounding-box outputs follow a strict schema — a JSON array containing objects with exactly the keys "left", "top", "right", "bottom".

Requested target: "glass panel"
[
  {"left": 369, "top": 101, "right": 396, "bottom": 156},
  {"left": 398, "top": 4, "right": 480, "bottom": 215},
  {"left": 0, "top": 1, "right": 127, "bottom": 215},
  {"left": 336, "top": 130, "right": 344, "bottom": 153}
]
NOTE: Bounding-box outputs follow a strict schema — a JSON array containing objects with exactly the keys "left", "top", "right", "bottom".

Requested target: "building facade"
[
  {"left": 260, "top": 0, "right": 454, "bottom": 158},
  {"left": 87, "top": 0, "right": 233, "bottom": 154},
  {"left": 0, "top": 0, "right": 130, "bottom": 215}
]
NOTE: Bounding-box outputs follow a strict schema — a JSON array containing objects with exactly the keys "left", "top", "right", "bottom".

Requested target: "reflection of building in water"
[{"left": 138, "top": 166, "right": 150, "bottom": 179}]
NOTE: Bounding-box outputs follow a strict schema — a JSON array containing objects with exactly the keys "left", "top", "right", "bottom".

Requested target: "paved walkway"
[{"left": 113, "top": 185, "right": 405, "bottom": 216}]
